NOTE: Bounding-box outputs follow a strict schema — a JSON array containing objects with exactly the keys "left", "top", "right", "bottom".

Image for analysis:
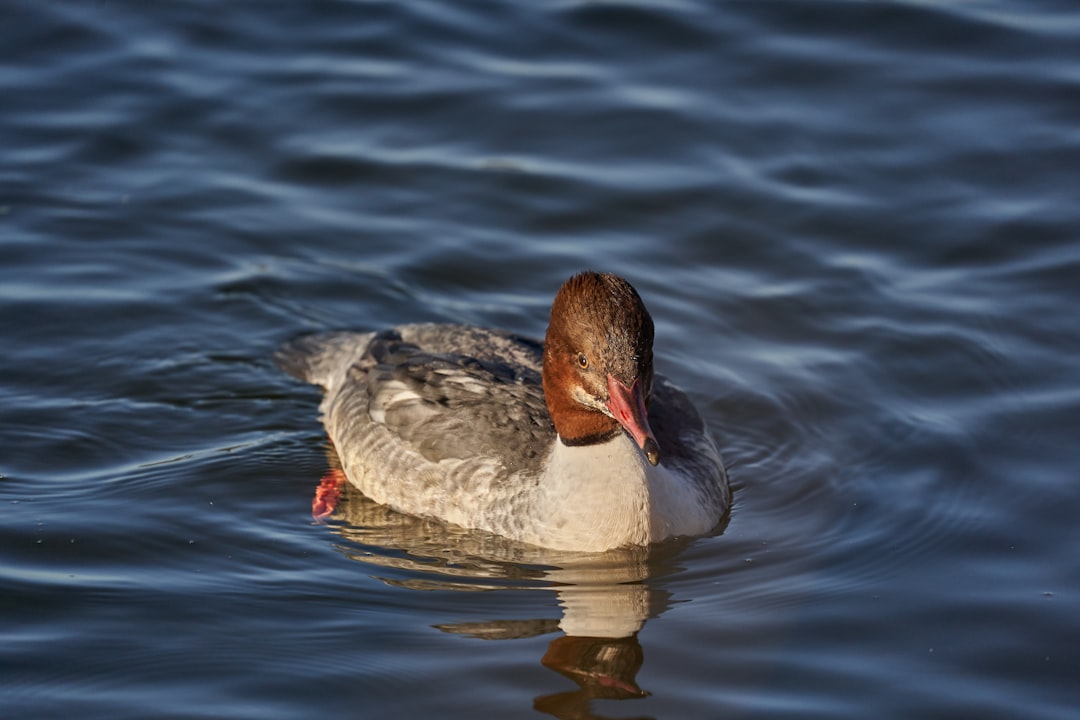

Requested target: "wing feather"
[{"left": 359, "top": 328, "right": 552, "bottom": 469}]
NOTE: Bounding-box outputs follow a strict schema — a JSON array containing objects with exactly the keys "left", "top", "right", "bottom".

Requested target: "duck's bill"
[{"left": 606, "top": 374, "right": 661, "bottom": 466}]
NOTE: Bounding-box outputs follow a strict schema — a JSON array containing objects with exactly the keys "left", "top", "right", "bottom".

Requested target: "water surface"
[{"left": 2, "top": 1, "right": 1079, "bottom": 718}]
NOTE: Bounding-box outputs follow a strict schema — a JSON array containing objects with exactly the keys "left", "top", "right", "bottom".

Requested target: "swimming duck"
[{"left": 276, "top": 271, "right": 729, "bottom": 552}]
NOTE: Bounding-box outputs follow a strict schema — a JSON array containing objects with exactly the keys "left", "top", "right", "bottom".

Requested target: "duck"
[{"left": 276, "top": 271, "right": 730, "bottom": 552}]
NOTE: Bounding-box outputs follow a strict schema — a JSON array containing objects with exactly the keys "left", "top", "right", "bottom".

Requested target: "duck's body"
[{"left": 277, "top": 273, "right": 729, "bottom": 552}]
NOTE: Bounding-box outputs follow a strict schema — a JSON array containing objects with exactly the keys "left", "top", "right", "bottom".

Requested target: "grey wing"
[
  {"left": 351, "top": 328, "right": 555, "bottom": 473},
  {"left": 650, "top": 375, "right": 730, "bottom": 505}
]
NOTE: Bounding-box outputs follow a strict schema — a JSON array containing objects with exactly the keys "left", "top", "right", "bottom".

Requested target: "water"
[{"left": 2, "top": 1, "right": 1079, "bottom": 717}]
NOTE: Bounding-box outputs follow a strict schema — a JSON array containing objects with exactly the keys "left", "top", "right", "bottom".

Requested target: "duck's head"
[{"left": 542, "top": 271, "right": 660, "bottom": 466}]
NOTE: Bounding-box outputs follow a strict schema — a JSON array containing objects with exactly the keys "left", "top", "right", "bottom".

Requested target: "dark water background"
[{"left": 3, "top": 1, "right": 1079, "bottom": 718}]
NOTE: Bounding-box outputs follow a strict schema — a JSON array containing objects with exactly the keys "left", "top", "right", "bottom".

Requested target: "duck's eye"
[{"left": 576, "top": 352, "right": 589, "bottom": 369}]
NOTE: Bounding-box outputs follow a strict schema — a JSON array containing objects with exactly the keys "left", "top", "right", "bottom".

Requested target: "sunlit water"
[{"left": 2, "top": 1, "right": 1079, "bottom": 718}]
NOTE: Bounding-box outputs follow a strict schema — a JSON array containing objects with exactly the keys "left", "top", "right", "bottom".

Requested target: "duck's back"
[{"left": 275, "top": 324, "right": 556, "bottom": 536}]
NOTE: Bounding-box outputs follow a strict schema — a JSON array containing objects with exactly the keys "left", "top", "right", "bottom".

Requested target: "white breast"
[{"left": 523, "top": 432, "right": 715, "bottom": 552}]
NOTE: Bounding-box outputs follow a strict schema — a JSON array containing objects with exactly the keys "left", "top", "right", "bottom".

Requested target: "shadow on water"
[{"left": 311, "top": 447, "right": 728, "bottom": 720}]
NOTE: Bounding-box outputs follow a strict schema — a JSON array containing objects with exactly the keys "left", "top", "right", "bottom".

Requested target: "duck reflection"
[
  {"left": 535, "top": 635, "right": 649, "bottom": 718},
  {"left": 317, "top": 460, "right": 716, "bottom": 720}
]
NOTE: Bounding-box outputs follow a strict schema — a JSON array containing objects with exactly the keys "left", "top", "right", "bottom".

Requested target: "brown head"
[{"left": 542, "top": 271, "right": 660, "bottom": 465}]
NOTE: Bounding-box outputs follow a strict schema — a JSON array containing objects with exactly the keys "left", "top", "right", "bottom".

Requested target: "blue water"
[{"left": 2, "top": 1, "right": 1079, "bottom": 718}]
